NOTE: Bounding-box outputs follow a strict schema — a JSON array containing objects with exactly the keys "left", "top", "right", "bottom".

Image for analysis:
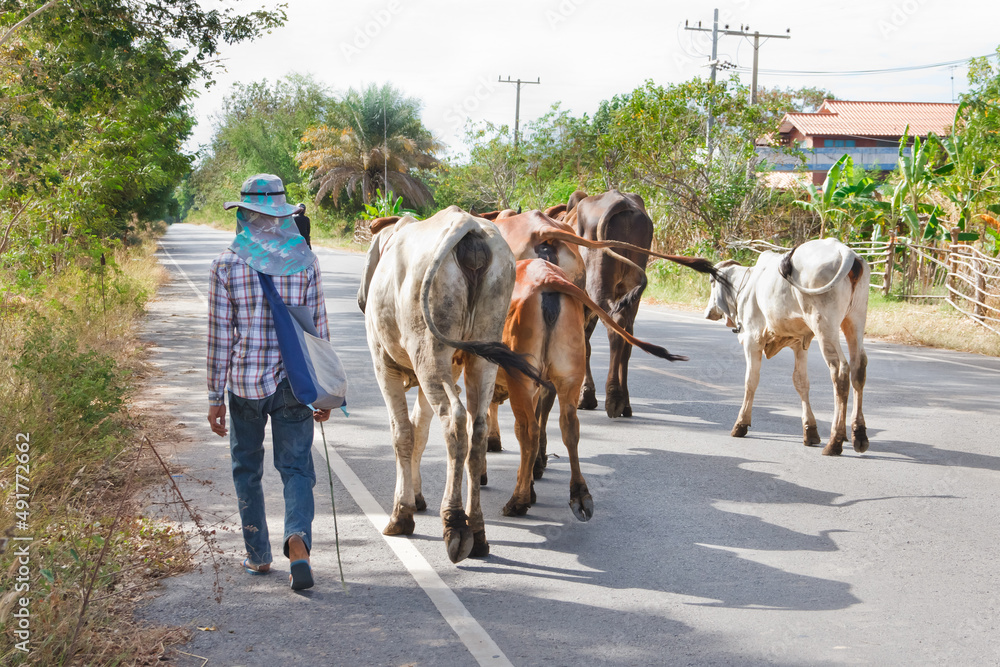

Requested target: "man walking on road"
[
  {"left": 293, "top": 203, "right": 312, "bottom": 248},
  {"left": 206, "top": 174, "right": 331, "bottom": 590}
]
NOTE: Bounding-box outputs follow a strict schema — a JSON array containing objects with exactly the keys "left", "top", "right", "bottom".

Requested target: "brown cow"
[
  {"left": 486, "top": 208, "right": 718, "bottom": 462},
  {"left": 567, "top": 189, "right": 656, "bottom": 419},
  {"left": 495, "top": 259, "right": 679, "bottom": 520}
]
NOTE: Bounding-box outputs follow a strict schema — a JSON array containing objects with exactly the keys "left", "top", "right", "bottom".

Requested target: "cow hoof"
[
  {"left": 579, "top": 389, "right": 598, "bottom": 411},
  {"left": 383, "top": 514, "right": 415, "bottom": 536},
  {"left": 804, "top": 425, "right": 821, "bottom": 446},
  {"left": 501, "top": 498, "right": 530, "bottom": 517},
  {"left": 622, "top": 404, "right": 632, "bottom": 418},
  {"left": 569, "top": 493, "right": 594, "bottom": 522},
  {"left": 731, "top": 423, "right": 750, "bottom": 438},
  {"left": 822, "top": 436, "right": 845, "bottom": 456},
  {"left": 443, "top": 510, "right": 473, "bottom": 563},
  {"left": 532, "top": 458, "right": 546, "bottom": 480},
  {"left": 444, "top": 526, "right": 474, "bottom": 564},
  {"left": 487, "top": 435, "right": 502, "bottom": 453},
  {"left": 853, "top": 425, "right": 869, "bottom": 453},
  {"left": 469, "top": 530, "right": 490, "bottom": 558},
  {"left": 606, "top": 393, "right": 626, "bottom": 419},
  {"left": 415, "top": 493, "right": 427, "bottom": 512},
  {"left": 480, "top": 472, "right": 488, "bottom": 486}
]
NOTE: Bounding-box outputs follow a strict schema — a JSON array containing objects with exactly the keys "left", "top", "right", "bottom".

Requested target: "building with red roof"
[{"left": 760, "top": 100, "right": 959, "bottom": 185}]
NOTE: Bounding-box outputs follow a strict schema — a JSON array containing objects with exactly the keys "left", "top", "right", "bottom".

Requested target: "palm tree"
[{"left": 298, "top": 83, "right": 441, "bottom": 208}]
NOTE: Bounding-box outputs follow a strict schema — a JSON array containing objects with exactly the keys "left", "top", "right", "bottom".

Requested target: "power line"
[{"left": 732, "top": 52, "right": 996, "bottom": 77}]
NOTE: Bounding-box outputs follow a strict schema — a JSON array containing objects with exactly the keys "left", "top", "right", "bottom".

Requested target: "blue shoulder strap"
[{"left": 255, "top": 271, "right": 318, "bottom": 406}]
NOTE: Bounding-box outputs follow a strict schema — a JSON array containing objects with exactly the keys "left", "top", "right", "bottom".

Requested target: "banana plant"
[
  {"left": 890, "top": 126, "right": 954, "bottom": 239},
  {"left": 926, "top": 102, "right": 998, "bottom": 241},
  {"left": 794, "top": 153, "right": 886, "bottom": 239},
  {"left": 794, "top": 153, "right": 848, "bottom": 238},
  {"left": 361, "top": 188, "right": 419, "bottom": 221}
]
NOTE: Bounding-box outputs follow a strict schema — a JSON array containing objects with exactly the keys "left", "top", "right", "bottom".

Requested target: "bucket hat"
[
  {"left": 224, "top": 174, "right": 300, "bottom": 218},
  {"left": 225, "top": 174, "right": 316, "bottom": 276}
]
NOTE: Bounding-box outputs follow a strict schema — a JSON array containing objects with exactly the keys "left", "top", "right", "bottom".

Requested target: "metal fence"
[{"left": 729, "top": 236, "right": 1000, "bottom": 337}]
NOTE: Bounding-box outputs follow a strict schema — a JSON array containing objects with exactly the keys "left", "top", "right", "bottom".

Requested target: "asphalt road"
[{"left": 140, "top": 223, "right": 1000, "bottom": 666}]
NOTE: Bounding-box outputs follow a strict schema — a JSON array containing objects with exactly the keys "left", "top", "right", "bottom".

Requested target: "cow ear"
[
  {"left": 544, "top": 204, "right": 568, "bottom": 219},
  {"left": 717, "top": 259, "right": 742, "bottom": 269},
  {"left": 480, "top": 210, "right": 500, "bottom": 221},
  {"left": 370, "top": 216, "right": 401, "bottom": 235},
  {"left": 566, "top": 190, "right": 587, "bottom": 212}
]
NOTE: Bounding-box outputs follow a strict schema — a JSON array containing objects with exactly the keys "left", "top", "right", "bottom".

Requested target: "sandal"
[
  {"left": 289, "top": 559, "right": 313, "bottom": 590},
  {"left": 243, "top": 558, "right": 271, "bottom": 575}
]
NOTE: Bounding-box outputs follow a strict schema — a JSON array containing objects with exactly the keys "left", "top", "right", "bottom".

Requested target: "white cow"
[
  {"left": 704, "top": 239, "right": 870, "bottom": 456},
  {"left": 359, "top": 207, "right": 545, "bottom": 562}
]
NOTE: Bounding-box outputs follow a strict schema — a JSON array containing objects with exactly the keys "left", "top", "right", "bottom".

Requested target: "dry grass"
[
  {"left": 864, "top": 293, "right": 1000, "bottom": 357},
  {"left": 0, "top": 224, "right": 201, "bottom": 665}
]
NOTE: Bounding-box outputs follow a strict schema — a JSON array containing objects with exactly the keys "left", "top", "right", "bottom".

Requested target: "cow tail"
[
  {"left": 527, "top": 261, "right": 687, "bottom": 362},
  {"left": 420, "top": 220, "right": 552, "bottom": 390},
  {"left": 780, "top": 243, "right": 856, "bottom": 295},
  {"left": 609, "top": 270, "right": 647, "bottom": 317},
  {"left": 847, "top": 254, "right": 870, "bottom": 319}
]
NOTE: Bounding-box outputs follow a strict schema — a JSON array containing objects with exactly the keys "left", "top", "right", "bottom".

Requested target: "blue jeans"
[{"left": 228, "top": 378, "right": 315, "bottom": 565}]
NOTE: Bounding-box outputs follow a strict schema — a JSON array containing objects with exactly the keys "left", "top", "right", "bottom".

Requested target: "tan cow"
[
  {"left": 704, "top": 239, "right": 870, "bottom": 456},
  {"left": 358, "top": 207, "right": 546, "bottom": 562},
  {"left": 495, "top": 259, "right": 679, "bottom": 520},
  {"left": 485, "top": 208, "right": 717, "bottom": 458}
]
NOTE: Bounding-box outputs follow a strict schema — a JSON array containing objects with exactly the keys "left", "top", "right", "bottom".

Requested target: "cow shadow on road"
[{"left": 469, "top": 446, "right": 862, "bottom": 612}]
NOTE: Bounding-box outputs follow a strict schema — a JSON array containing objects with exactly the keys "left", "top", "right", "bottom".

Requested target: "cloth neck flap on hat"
[{"left": 230, "top": 209, "right": 316, "bottom": 276}]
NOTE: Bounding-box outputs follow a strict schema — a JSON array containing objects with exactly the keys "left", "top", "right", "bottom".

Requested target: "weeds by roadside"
[{"left": 0, "top": 227, "right": 214, "bottom": 664}]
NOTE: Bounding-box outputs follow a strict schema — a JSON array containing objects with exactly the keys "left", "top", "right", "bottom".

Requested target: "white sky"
[{"left": 187, "top": 0, "right": 1000, "bottom": 158}]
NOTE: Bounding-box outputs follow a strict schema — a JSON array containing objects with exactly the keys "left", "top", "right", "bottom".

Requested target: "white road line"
[
  {"left": 158, "top": 241, "right": 208, "bottom": 305},
  {"left": 323, "top": 444, "right": 513, "bottom": 667},
  {"left": 869, "top": 347, "right": 1000, "bottom": 374}
]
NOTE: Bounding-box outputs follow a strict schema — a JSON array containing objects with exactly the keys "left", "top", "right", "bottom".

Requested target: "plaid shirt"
[{"left": 207, "top": 250, "right": 330, "bottom": 406}]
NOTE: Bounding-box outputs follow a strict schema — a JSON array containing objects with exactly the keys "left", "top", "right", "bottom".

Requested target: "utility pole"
[
  {"left": 747, "top": 28, "right": 791, "bottom": 103},
  {"left": 685, "top": 11, "right": 790, "bottom": 153},
  {"left": 685, "top": 9, "right": 720, "bottom": 155},
  {"left": 498, "top": 76, "right": 540, "bottom": 148}
]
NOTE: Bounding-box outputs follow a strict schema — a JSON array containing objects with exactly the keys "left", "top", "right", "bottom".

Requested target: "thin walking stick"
[{"left": 318, "top": 419, "right": 349, "bottom": 593}]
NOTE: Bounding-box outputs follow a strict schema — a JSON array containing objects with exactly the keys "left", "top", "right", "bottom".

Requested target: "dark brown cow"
[
  {"left": 568, "top": 189, "right": 657, "bottom": 418},
  {"left": 494, "top": 259, "right": 677, "bottom": 520}
]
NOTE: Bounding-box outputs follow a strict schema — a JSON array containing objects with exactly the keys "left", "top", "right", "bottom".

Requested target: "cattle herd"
[{"left": 357, "top": 190, "right": 871, "bottom": 564}]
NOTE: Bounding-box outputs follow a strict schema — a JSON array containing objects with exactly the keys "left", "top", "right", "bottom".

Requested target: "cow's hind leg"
[
  {"left": 578, "top": 314, "right": 599, "bottom": 410},
  {"left": 616, "top": 310, "right": 638, "bottom": 418},
  {"left": 549, "top": 305, "right": 591, "bottom": 520},
  {"left": 534, "top": 386, "right": 557, "bottom": 480},
  {"left": 842, "top": 317, "right": 869, "bottom": 453},
  {"left": 732, "top": 342, "right": 763, "bottom": 438},
  {"left": 815, "top": 326, "right": 851, "bottom": 456},
  {"left": 502, "top": 377, "right": 540, "bottom": 517},
  {"left": 792, "top": 345, "right": 821, "bottom": 446},
  {"left": 486, "top": 400, "right": 502, "bottom": 453},
  {"left": 421, "top": 376, "right": 475, "bottom": 563},
  {"left": 555, "top": 374, "right": 591, "bottom": 521},
  {"left": 462, "top": 356, "right": 495, "bottom": 557},
  {"left": 605, "top": 320, "right": 629, "bottom": 419},
  {"left": 410, "top": 389, "right": 432, "bottom": 511},
  {"left": 376, "top": 368, "right": 417, "bottom": 536}
]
